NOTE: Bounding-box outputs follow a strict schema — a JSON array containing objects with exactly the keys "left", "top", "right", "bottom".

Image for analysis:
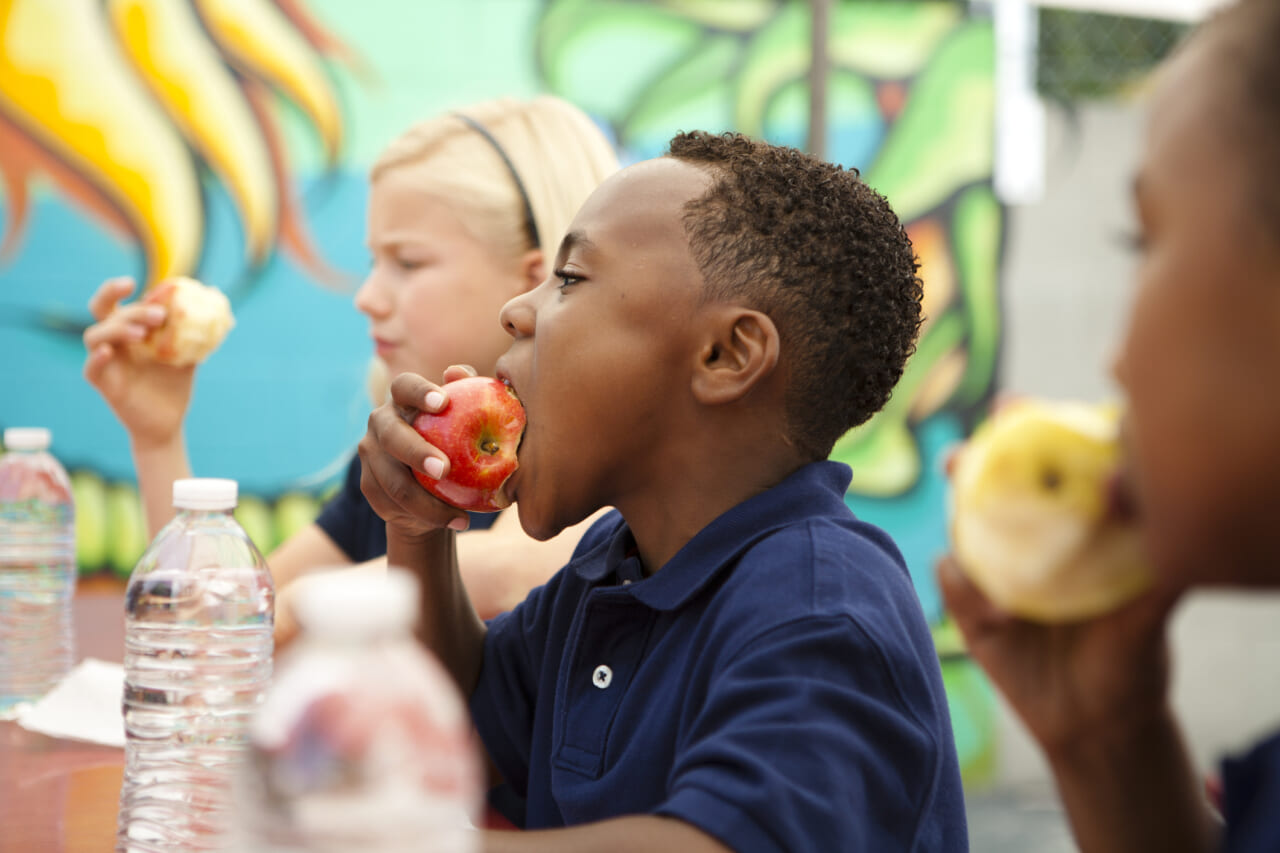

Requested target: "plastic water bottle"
[
  {"left": 233, "top": 568, "right": 481, "bottom": 852},
  {"left": 117, "top": 478, "right": 274, "bottom": 853},
  {"left": 0, "top": 427, "right": 76, "bottom": 716}
]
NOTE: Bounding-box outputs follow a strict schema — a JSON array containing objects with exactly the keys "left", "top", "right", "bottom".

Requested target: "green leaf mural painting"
[{"left": 536, "top": 0, "right": 1003, "bottom": 606}]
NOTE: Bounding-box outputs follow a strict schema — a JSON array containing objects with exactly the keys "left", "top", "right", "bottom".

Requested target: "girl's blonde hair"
[
  {"left": 365, "top": 96, "right": 620, "bottom": 402},
  {"left": 371, "top": 94, "right": 619, "bottom": 264}
]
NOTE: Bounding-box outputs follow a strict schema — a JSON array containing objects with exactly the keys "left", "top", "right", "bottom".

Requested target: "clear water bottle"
[
  {"left": 0, "top": 427, "right": 76, "bottom": 716},
  {"left": 117, "top": 478, "right": 274, "bottom": 853},
  {"left": 233, "top": 568, "right": 481, "bottom": 852}
]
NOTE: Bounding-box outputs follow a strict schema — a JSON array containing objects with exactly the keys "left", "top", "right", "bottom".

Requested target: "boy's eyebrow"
[{"left": 557, "top": 230, "right": 597, "bottom": 262}]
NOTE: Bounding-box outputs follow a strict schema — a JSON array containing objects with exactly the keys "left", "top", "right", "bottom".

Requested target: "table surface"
[{"left": 1, "top": 586, "right": 126, "bottom": 853}]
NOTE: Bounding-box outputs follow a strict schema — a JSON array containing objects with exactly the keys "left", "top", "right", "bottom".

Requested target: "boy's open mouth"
[{"left": 499, "top": 374, "right": 526, "bottom": 457}]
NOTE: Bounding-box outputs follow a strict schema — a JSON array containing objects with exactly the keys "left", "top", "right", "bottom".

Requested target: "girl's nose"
[{"left": 354, "top": 271, "right": 390, "bottom": 318}]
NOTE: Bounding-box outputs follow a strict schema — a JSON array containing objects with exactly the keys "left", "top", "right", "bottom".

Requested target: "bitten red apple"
[{"left": 411, "top": 377, "right": 525, "bottom": 513}]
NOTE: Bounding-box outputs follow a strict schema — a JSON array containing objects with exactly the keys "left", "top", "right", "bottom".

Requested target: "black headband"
[{"left": 452, "top": 112, "right": 541, "bottom": 250}]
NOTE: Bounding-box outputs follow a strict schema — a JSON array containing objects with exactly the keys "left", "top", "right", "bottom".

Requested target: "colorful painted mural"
[
  {"left": 535, "top": 0, "right": 1003, "bottom": 623},
  {"left": 0, "top": 0, "right": 349, "bottom": 288},
  {"left": 0, "top": 0, "right": 1000, "bottom": 780}
]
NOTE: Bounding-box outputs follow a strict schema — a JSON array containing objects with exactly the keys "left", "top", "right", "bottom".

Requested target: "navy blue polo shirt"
[
  {"left": 471, "top": 461, "right": 968, "bottom": 852},
  {"left": 1223, "top": 728, "right": 1280, "bottom": 852}
]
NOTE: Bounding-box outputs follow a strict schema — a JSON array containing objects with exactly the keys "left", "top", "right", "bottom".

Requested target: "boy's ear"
[
  {"left": 691, "top": 307, "right": 781, "bottom": 406},
  {"left": 520, "top": 248, "right": 546, "bottom": 292}
]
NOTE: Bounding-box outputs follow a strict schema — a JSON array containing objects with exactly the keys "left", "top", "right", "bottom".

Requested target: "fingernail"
[
  {"left": 426, "top": 391, "right": 446, "bottom": 411},
  {"left": 424, "top": 457, "right": 445, "bottom": 480},
  {"left": 448, "top": 516, "right": 469, "bottom": 531},
  {"left": 127, "top": 325, "right": 148, "bottom": 340},
  {"left": 144, "top": 305, "right": 165, "bottom": 322}
]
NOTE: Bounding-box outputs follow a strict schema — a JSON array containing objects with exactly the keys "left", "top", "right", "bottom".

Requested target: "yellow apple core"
[{"left": 950, "top": 400, "right": 1153, "bottom": 623}]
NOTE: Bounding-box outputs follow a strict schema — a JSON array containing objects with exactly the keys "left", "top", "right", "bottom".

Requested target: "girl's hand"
[
  {"left": 357, "top": 368, "right": 475, "bottom": 541},
  {"left": 937, "top": 553, "right": 1179, "bottom": 756},
  {"left": 82, "top": 277, "right": 195, "bottom": 448}
]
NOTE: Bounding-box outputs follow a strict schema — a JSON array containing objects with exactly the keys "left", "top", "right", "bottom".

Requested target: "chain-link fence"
[{"left": 1036, "top": 8, "right": 1189, "bottom": 101}]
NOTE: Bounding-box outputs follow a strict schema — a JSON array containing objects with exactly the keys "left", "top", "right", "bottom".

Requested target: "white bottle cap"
[
  {"left": 172, "top": 478, "right": 238, "bottom": 510},
  {"left": 291, "top": 568, "right": 420, "bottom": 638},
  {"left": 4, "top": 427, "right": 51, "bottom": 451}
]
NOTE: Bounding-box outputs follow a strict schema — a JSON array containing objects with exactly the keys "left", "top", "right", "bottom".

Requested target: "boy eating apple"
[{"left": 359, "top": 131, "right": 967, "bottom": 852}]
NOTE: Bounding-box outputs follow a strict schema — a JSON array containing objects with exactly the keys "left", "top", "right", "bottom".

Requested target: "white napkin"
[{"left": 17, "top": 658, "right": 125, "bottom": 747}]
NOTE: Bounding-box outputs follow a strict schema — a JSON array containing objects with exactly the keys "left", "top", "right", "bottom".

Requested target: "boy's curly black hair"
[{"left": 666, "top": 131, "right": 923, "bottom": 461}]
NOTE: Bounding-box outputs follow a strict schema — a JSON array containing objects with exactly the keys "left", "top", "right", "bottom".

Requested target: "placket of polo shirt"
[{"left": 552, "top": 583, "right": 656, "bottom": 778}]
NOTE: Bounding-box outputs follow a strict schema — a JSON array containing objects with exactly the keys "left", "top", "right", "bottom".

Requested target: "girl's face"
[
  {"left": 1115, "top": 33, "right": 1280, "bottom": 590},
  {"left": 355, "top": 167, "right": 540, "bottom": 385}
]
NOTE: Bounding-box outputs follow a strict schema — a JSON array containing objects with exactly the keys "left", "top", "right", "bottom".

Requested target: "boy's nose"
[{"left": 500, "top": 287, "right": 536, "bottom": 338}]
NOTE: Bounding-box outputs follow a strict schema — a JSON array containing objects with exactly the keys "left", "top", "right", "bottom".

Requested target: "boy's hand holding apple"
[
  {"left": 358, "top": 367, "right": 524, "bottom": 541},
  {"left": 409, "top": 375, "right": 523, "bottom": 513}
]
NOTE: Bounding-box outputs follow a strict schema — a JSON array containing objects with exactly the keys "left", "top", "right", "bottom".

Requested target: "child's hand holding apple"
[
  {"left": 937, "top": 397, "right": 1178, "bottom": 757},
  {"left": 83, "top": 276, "right": 199, "bottom": 448},
  {"left": 358, "top": 367, "right": 524, "bottom": 540}
]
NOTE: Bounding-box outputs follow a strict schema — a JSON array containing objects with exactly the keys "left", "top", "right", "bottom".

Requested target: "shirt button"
[
  {"left": 622, "top": 579, "right": 632, "bottom": 586},
  {"left": 592, "top": 665, "right": 613, "bottom": 689}
]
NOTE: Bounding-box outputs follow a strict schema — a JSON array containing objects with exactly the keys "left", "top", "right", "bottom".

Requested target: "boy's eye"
[
  {"left": 396, "top": 256, "right": 426, "bottom": 272},
  {"left": 556, "top": 272, "right": 581, "bottom": 290}
]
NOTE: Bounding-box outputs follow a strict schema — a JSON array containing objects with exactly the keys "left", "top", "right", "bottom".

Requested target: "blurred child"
[
  {"left": 360, "top": 132, "right": 967, "bottom": 850},
  {"left": 939, "top": 1, "right": 1280, "bottom": 850},
  {"left": 82, "top": 96, "right": 618, "bottom": 632}
]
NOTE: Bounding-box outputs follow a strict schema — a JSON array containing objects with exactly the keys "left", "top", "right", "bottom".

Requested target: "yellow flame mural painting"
[{"left": 0, "top": 0, "right": 347, "bottom": 287}]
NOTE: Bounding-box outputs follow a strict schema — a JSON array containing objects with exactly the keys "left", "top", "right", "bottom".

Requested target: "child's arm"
[
  {"left": 83, "top": 276, "right": 196, "bottom": 537},
  {"left": 129, "top": 432, "right": 193, "bottom": 539},
  {"left": 481, "top": 816, "right": 730, "bottom": 852},
  {"left": 267, "top": 524, "right": 353, "bottom": 591},
  {"left": 937, "top": 555, "right": 1219, "bottom": 853},
  {"left": 357, "top": 369, "right": 487, "bottom": 694},
  {"left": 1045, "top": 708, "right": 1218, "bottom": 853}
]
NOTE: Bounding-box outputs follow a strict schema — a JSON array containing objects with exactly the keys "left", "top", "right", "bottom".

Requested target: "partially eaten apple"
[
  {"left": 411, "top": 376, "right": 525, "bottom": 513},
  {"left": 129, "top": 276, "right": 235, "bottom": 367},
  {"left": 949, "top": 399, "right": 1152, "bottom": 623}
]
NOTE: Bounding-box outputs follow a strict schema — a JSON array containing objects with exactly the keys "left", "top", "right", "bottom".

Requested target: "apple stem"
[{"left": 480, "top": 438, "right": 499, "bottom": 455}]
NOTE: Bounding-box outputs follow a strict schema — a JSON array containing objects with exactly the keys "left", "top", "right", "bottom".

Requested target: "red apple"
[{"left": 411, "top": 376, "right": 525, "bottom": 513}]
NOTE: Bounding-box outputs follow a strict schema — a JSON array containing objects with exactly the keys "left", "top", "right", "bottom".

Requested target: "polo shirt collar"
[{"left": 571, "top": 461, "right": 854, "bottom": 611}]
